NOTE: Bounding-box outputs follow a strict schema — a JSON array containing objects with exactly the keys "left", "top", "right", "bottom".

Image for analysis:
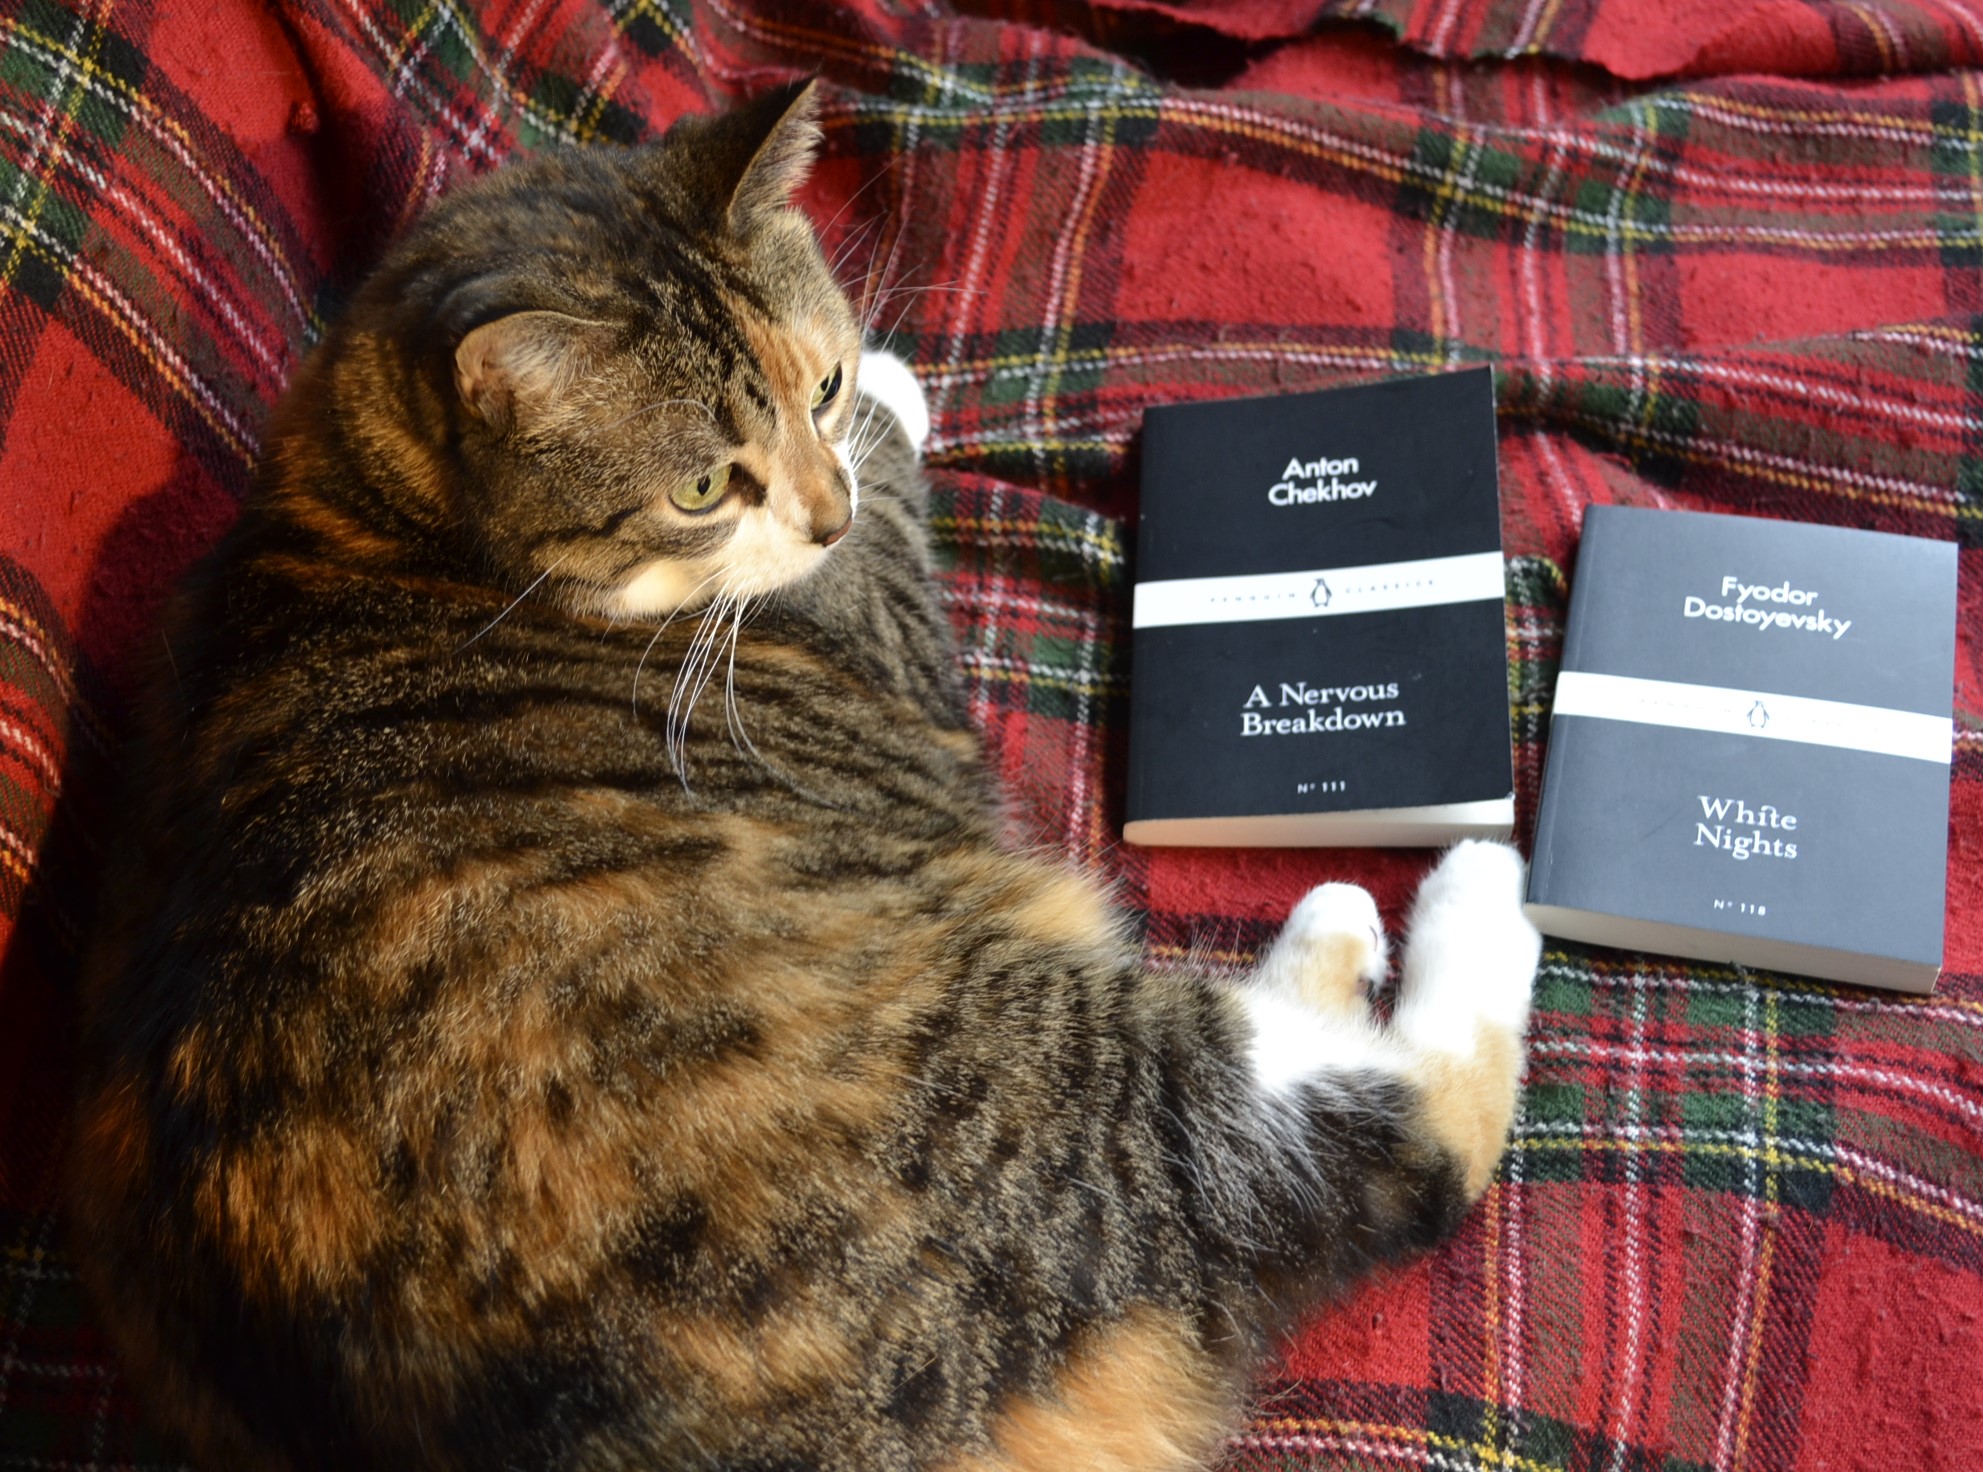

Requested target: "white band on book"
[
  {"left": 1132, "top": 550, "right": 1505, "bottom": 629},
  {"left": 1551, "top": 670, "right": 1952, "bottom": 765}
]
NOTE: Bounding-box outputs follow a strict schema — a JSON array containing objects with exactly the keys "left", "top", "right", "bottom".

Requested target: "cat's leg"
[
  {"left": 1389, "top": 839, "right": 1541, "bottom": 1196},
  {"left": 946, "top": 852, "right": 1536, "bottom": 1472},
  {"left": 1251, "top": 881, "right": 1387, "bottom": 1019},
  {"left": 1238, "top": 841, "right": 1539, "bottom": 1201},
  {"left": 1232, "top": 875, "right": 1400, "bottom": 1102}
]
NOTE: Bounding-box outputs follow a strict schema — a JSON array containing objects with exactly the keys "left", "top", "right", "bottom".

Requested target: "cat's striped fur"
[{"left": 68, "top": 82, "right": 1543, "bottom": 1471}]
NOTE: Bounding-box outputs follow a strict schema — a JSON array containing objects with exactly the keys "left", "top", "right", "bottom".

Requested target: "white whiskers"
[
  {"left": 632, "top": 565, "right": 728, "bottom": 717},
  {"left": 658, "top": 573, "right": 766, "bottom": 790},
  {"left": 598, "top": 395, "right": 718, "bottom": 434},
  {"left": 459, "top": 551, "right": 572, "bottom": 650},
  {"left": 845, "top": 393, "right": 891, "bottom": 475}
]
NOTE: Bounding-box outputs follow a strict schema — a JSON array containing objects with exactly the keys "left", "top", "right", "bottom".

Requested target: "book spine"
[
  {"left": 1555, "top": 508, "right": 1614, "bottom": 678},
  {"left": 1124, "top": 410, "right": 1167, "bottom": 825},
  {"left": 1529, "top": 511, "right": 1614, "bottom": 895}
]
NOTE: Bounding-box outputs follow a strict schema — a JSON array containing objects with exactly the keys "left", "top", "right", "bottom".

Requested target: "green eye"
[
  {"left": 670, "top": 462, "right": 732, "bottom": 513},
  {"left": 811, "top": 363, "right": 843, "bottom": 412}
]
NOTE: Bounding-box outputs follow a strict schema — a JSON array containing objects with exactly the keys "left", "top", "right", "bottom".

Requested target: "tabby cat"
[{"left": 69, "top": 81, "right": 1543, "bottom": 1471}]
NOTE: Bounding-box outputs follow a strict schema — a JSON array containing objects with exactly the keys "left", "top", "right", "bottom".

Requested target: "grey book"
[
  {"left": 1525, "top": 506, "right": 1957, "bottom": 993},
  {"left": 1123, "top": 368, "right": 1515, "bottom": 847}
]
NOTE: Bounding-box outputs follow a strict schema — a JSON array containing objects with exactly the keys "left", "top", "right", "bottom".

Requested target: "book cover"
[
  {"left": 1525, "top": 505, "right": 1957, "bottom": 993},
  {"left": 1123, "top": 368, "right": 1515, "bottom": 847}
]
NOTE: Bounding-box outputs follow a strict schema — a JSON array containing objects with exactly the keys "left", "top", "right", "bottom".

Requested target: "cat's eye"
[
  {"left": 810, "top": 363, "right": 843, "bottom": 414},
  {"left": 670, "top": 463, "right": 732, "bottom": 513}
]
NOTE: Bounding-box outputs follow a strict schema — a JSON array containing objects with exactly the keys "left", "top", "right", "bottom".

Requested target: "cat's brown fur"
[{"left": 69, "top": 82, "right": 1540, "bottom": 1471}]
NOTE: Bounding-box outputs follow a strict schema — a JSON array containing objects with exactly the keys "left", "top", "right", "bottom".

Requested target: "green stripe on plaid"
[
  {"left": 2, "top": 1, "right": 1981, "bottom": 1468},
  {"left": 1233, "top": 1382, "right": 1718, "bottom": 1471}
]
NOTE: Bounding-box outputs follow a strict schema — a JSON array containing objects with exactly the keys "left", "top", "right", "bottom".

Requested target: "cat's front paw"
[
  {"left": 1394, "top": 841, "right": 1540, "bottom": 1055},
  {"left": 1255, "top": 881, "right": 1387, "bottom": 1019},
  {"left": 857, "top": 349, "right": 929, "bottom": 451}
]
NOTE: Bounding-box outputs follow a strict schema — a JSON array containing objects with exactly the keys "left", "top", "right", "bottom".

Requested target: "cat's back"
[
  {"left": 69, "top": 488, "right": 1114, "bottom": 1472},
  {"left": 67, "top": 90, "right": 1197, "bottom": 1471}
]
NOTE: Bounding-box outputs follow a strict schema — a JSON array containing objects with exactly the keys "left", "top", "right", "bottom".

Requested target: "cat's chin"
[{"left": 603, "top": 517, "right": 836, "bottom": 619}]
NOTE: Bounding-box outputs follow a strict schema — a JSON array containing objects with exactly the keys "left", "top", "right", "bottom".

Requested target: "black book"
[
  {"left": 1526, "top": 506, "right": 1956, "bottom": 993},
  {"left": 1123, "top": 368, "right": 1515, "bottom": 847}
]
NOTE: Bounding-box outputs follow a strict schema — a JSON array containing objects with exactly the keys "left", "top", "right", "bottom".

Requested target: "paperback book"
[
  {"left": 1525, "top": 506, "right": 1956, "bottom": 993},
  {"left": 1123, "top": 368, "right": 1515, "bottom": 847}
]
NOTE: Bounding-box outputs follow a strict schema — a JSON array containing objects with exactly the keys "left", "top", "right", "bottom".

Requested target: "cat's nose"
[{"left": 816, "top": 514, "right": 852, "bottom": 547}]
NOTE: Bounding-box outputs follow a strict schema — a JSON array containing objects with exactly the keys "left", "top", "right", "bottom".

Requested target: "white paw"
[
  {"left": 857, "top": 348, "right": 929, "bottom": 451},
  {"left": 1282, "top": 882, "right": 1388, "bottom": 988},
  {"left": 1415, "top": 839, "right": 1526, "bottom": 916},
  {"left": 1394, "top": 841, "right": 1540, "bottom": 1056}
]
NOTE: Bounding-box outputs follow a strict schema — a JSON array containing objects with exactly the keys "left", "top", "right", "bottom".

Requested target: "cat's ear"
[
  {"left": 716, "top": 78, "right": 823, "bottom": 234},
  {"left": 454, "top": 311, "right": 607, "bottom": 434}
]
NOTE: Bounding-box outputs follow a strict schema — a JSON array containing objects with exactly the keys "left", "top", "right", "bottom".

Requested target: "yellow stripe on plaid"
[
  {"left": 422, "top": 0, "right": 627, "bottom": 146},
  {"left": 928, "top": 438, "right": 1120, "bottom": 460},
  {"left": 1539, "top": 949, "right": 1983, "bottom": 1015},
  {"left": 1728, "top": 985, "right": 1786, "bottom": 1472},
  {"left": 0, "top": 0, "right": 108, "bottom": 294},
  {"left": 0, "top": 13, "right": 322, "bottom": 335},
  {"left": 1655, "top": 91, "right": 1962, "bottom": 142},
  {"left": 1247, "top": 1415, "right": 1573, "bottom": 1472},
  {"left": 1034, "top": 94, "right": 1122, "bottom": 462},
  {"left": 927, "top": 511, "right": 1126, "bottom": 561},
  {"left": 1519, "top": 1134, "right": 1983, "bottom": 1241},
  {"left": 0, "top": 207, "right": 256, "bottom": 457},
  {"left": 0, "top": 596, "right": 111, "bottom": 747},
  {"left": 1500, "top": 403, "right": 1983, "bottom": 521},
  {"left": 828, "top": 96, "right": 1983, "bottom": 253},
  {"left": 951, "top": 652, "right": 1122, "bottom": 698}
]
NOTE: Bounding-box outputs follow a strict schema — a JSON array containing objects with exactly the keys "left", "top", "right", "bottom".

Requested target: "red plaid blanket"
[{"left": 2, "top": 0, "right": 1979, "bottom": 1465}]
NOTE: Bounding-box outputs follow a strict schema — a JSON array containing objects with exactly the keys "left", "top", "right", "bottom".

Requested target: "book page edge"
[
  {"left": 1520, "top": 903, "right": 1941, "bottom": 995},
  {"left": 1122, "top": 797, "right": 1515, "bottom": 850}
]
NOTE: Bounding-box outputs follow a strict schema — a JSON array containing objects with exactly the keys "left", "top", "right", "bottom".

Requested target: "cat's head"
[{"left": 329, "top": 81, "right": 867, "bottom": 619}]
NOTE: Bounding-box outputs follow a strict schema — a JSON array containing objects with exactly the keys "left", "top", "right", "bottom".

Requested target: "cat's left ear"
[
  {"left": 454, "top": 311, "right": 609, "bottom": 435},
  {"left": 718, "top": 78, "right": 823, "bottom": 235}
]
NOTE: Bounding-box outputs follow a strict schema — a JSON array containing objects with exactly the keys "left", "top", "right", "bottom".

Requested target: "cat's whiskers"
[
  {"left": 858, "top": 252, "right": 928, "bottom": 324},
  {"left": 665, "top": 576, "right": 750, "bottom": 784},
  {"left": 848, "top": 395, "right": 901, "bottom": 477},
  {"left": 681, "top": 595, "right": 736, "bottom": 747},
  {"left": 458, "top": 551, "right": 572, "bottom": 650},
  {"left": 715, "top": 592, "right": 848, "bottom": 811},
  {"left": 853, "top": 404, "right": 897, "bottom": 475},
  {"left": 862, "top": 278, "right": 977, "bottom": 328},
  {"left": 632, "top": 564, "right": 730, "bottom": 719},
  {"left": 861, "top": 272, "right": 982, "bottom": 351},
  {"left": 854, "top": 209, "right": 912, "bottom": 339},
  {"left": 665, "top": 591, "right": 722, "bottom": 775},
  {"left": 843, "top": 395, "right": 882, "bottom": 473},
  {"left": 721, "top": 593, "right": 755, "bottom": 754},
  {"left": 817, "top": 164, "right": 894, "bottom": 275},
  {"left": 598, "top": 395, "right": 718, "bottom": 434},
  {"left": 826, "top": 211, "right": 885, "bottom": 285}
]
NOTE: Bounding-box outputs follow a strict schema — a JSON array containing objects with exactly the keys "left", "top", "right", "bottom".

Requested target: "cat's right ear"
[
  {"left": 721, "top": 78, "right": 820, "bottom": 236},
  {"left": 454, "top": 311, "right": 606, "bottom": 435},
  {"left": 702, "top": 78, "right": 823, "bottom": 236}
]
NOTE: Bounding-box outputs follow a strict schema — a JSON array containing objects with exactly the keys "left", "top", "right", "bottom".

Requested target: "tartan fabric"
[
  {"left": 1080, "top": 0, "right": 1983, "bottom": 76},
  {"left": 2, "top": 0, "right": 1980, "bottom": 1465}
]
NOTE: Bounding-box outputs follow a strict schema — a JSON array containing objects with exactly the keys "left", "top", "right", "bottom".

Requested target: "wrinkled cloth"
[{"left": 0, "top": 0, "right": 1979, "bottom": 1466}]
